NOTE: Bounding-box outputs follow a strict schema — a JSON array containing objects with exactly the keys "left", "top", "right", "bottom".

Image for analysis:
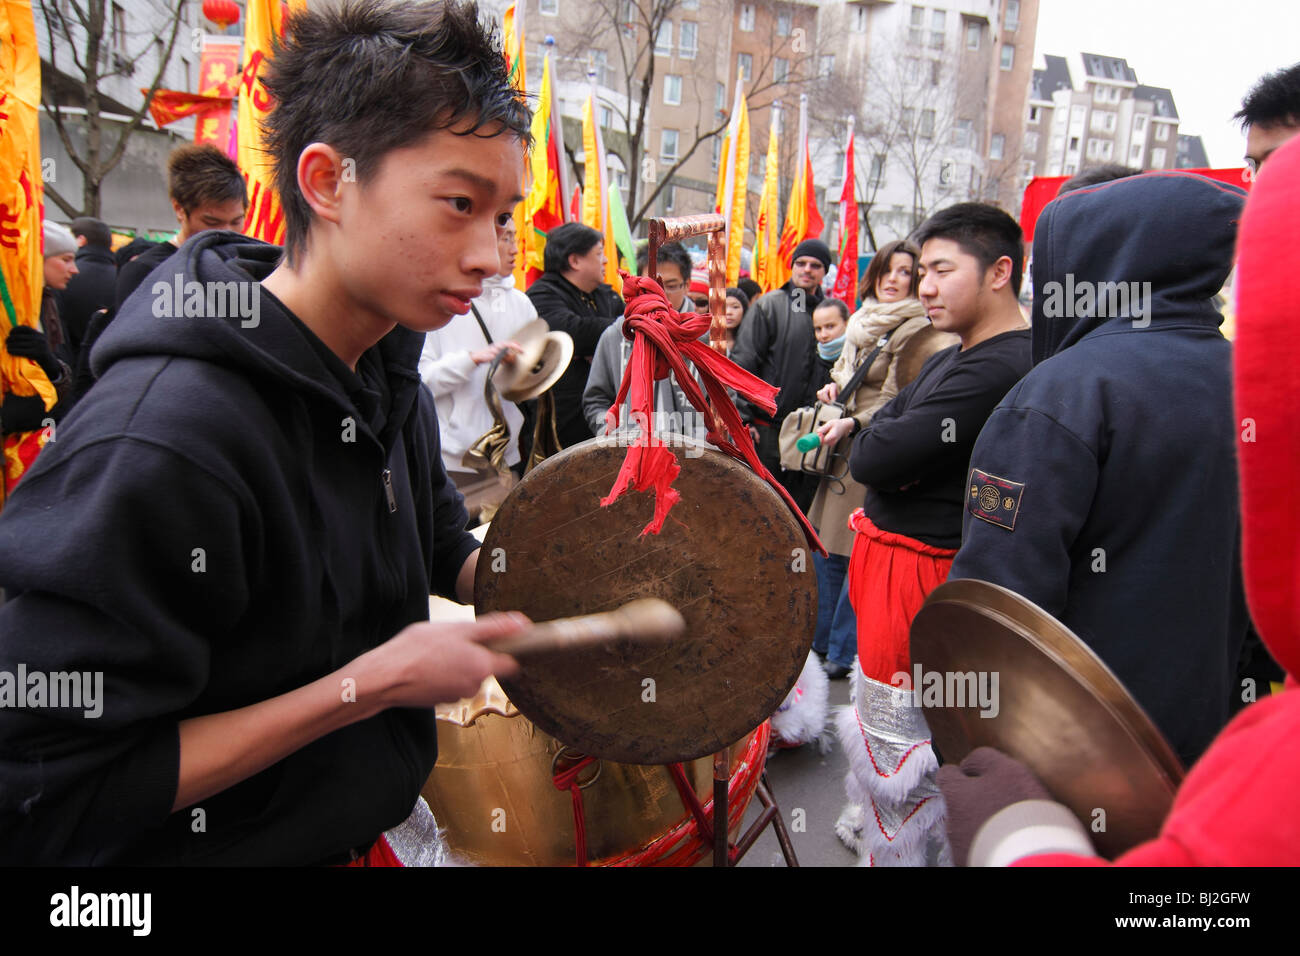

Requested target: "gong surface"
[
  {"left": 910, "top": 579, "right": 1184, "bottom": 859},
  {"left": 475, "top": 435, "right": 815, "bottom": 764}
]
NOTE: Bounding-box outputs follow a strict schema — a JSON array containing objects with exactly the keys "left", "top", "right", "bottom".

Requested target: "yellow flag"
[
  {"left": 581, "top": 94, "right": 620, "bottom": 292},
  {"left": 503, "top": 3, "right": 529, "bottom": 288},
  {"left": 753, "top": 107, "right": 781, "bottom": 293},
  {"left": 718, "top": 75, "right": 749, "bottom": 286},
  {"left": 236, "top": 0, "right": 286, "bottom": 244}
]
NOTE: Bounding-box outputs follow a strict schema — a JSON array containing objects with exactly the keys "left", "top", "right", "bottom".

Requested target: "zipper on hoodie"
[{"left": 381, "top": 468, "right": 397, "bottom": 513}]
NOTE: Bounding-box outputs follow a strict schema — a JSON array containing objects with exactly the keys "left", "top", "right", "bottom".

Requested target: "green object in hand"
[{"left": 796, "top": 433, "right": 820, "bottom": 453}]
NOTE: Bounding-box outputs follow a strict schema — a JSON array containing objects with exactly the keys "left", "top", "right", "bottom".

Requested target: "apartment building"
[{"left": 1034, "top": 52, "right": 1183, "bottom": 180}]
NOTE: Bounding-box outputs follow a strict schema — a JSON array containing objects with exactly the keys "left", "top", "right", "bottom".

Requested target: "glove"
[
  {"left": 1, "top": 392, "right": 51, "bottom": 435},
  {"left": 4, "top": 326, "right": 61, "bottom": 381},
  {"left": 936, "top": 746, "right": 1052, "bottom": 866}
]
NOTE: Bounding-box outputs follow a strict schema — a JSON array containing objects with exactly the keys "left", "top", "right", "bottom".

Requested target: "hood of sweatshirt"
[
  {"left": 1030, "top": 171, "right": 1246, "bottom": 367},
  {"left": 93, "top": 229, "right": 426, "bottom": 449}
]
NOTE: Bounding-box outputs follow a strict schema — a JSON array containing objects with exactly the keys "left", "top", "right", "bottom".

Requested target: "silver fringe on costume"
[{"left": 834, "top": 664, "right": 952, "bottom": 866}]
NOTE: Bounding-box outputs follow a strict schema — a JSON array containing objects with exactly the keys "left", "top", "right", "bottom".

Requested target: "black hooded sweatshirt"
[
  {"left": 949, "top": 171, "right": 1249, "bottom": 767},
  {"left": 0, "top": 231, "right": 479, "bottom": 864}
]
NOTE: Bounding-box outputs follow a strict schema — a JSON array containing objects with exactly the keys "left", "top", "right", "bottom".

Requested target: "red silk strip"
[{"left": 601, "top": 272, "right": 826, "bottom": 556}]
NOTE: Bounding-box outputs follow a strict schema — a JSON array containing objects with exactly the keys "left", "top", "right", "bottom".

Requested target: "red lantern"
[{"left": 203, "top": 0, "right": 241, "bottom": 31}]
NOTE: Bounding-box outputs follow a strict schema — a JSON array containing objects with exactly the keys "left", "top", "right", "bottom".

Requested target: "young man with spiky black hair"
[
  {"left": 0, "top": 0, "right": 530, "bottom": 865},
  {"left": 836, "top": 203, "right": 1032, "bottom": 867},
  {"left": 1236, "top": 61, "right": 1300, "bottom": 174}
]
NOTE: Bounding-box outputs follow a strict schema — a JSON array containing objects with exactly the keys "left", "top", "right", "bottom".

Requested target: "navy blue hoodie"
[
  {"left": 949, "top": 172, "right": 1249, "bottom": 767},
  {"left": 0, "top": 231, "right": 479, "bottom": 864}
]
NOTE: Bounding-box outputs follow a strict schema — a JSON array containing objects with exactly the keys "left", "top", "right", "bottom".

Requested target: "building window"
[
  {"left": 590, "top": 48, "right": 611, "bottom": 87},
  {"left": 661, "top": 129, "right": 679, "bottom": 163},
  {"left": 662, "top": 184, "right": 677, "bottom": 213},
  {"left": 909, "top": 5, "right": 924, "bottom": 45},
  {"left": 1134, "top": 115, "right": 1147, "bottom": 133},
  {"left": 1028, "top": 105, "right": 1040, "bottom": 124},
  {"left": 930, "top": 9, "right": 945, "bottom": 49},
  {"left": 739, "top": 3, "right": 755, "bottom": 31},
  {"left": 655, "top": 20, "right": 672, "bottom": 55},
  {"left": 920, "top": 108, "right": 935, "bottom": 139},
  {"left": 681, "top": 0, "right": 698, "bottom": 9},
  {"left": 1155, "top": 123, "right": 1169, "bottom": 142},
  {"left": 777, "top": 11, "right": 791, "bottom": 36},
  {"left": 1004, "top": 0, "right": 1020, "bottom": 31},
  {"left": 1022, "top": 160, "right": 1035, "bottom": 181},
  {"left": 539, "top": 0, "right": 558, "bottom": 15},
  {"left": 111, "top": 1, "right": 127, "bottom": 52},
  {"left": 853, "top": 7, "right": 868, "bottom": 33},
  {"left": 953, "top": 118, "right": 972, "bottom": 148},
  {"left": 1000, "top": 43, "right": 1014, "bottom": 71},
  {"left": 1090, "top": 111, "right": 1116, "bottom": 133},
  {"left": 1023, "top": 131, "right": 1039, "bottom": 152},
  {"left": 1070, "top": 104, "right": 1087, "bottom": 125},
  {"left": 679, "top": 21, "right": 698, "bottom": 59},
  {"left": 1068, "top": 136, "right": 1080, "bottom": 152},
  {"left": 819, "top": 54, "right": 835, "bottom": 79},
  {"left": 906, "top": 56, "right": 922, "bottom": 83},
  {"left": 902, "top": 107, "right": 915, "bottom": 131},
  {"left": 774, "top": 57, "right": 789, "bottom": 83},
  {"left": 990, "top": 133, "right": 1005, "bottom": 160},
  {"left": 869, "top": 153, "right": 885, "bottom": 185},
  {"left": 1051, "top": 135, "right": 1063, "bottom": 153},
  {"left": 600, "top": 106, "right": 613, "bottom": 128},
  {"left": 664, "top": 74, "right": 682, "bottom": 105},
  {"left": 738, "top": 52, "right": 753, "bottom": 82},
  {"left": 711, "top": 137, "right": 721, "bottom": 172},
  {"left": 1151, "top": 147, "right": 1167, "bottom": 167},
  {"left": 965, "top": 21, "right": 980, "bottom": 50},
  {"left": 715, "top": 82, "right": 726, "bottom": 112},
  {"left": 931, "top": 59, "right": 942, "bottom": 86},
  {"left": 1130, "top": 143, "right": 1143, "bottom": 162}
]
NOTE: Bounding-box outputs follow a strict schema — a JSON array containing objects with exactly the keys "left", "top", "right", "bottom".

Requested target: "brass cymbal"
[{"left": 910, "top": 578, "right": 1184, "bottom": 859}]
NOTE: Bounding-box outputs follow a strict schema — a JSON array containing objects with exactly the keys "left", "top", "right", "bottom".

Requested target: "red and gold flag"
[
  {"left": 195, "top": 35, "right": 241, "bottom": 152},
  {"left": 777, "top": 94, "right": 823, "bottom": 288},
  {"left": 236, "top": 0, "right": 286, "bottom": 243}
]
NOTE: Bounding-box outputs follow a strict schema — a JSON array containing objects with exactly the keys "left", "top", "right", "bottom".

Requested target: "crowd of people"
[{"left": 0, "top": 0, "right": 1297, "bottom": 868}]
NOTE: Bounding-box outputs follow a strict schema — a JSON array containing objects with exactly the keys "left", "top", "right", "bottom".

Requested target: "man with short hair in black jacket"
[
  {"left": 837, "top": 203, "right": 1031, "bottom": 867},
  {"left": 0, "top": 0, "right": 530, "bottom": 865},
  {"left": 525, "top": 222, "right": 624, "bottom": 449}
]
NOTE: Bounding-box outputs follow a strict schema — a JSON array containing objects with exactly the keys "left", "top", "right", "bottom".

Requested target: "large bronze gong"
[
  {"left": 474, "top": 434, "right": 816, "bottom": 765},
  {"left": 910, "top": 579, "right": 1185, "bottom": 858}
]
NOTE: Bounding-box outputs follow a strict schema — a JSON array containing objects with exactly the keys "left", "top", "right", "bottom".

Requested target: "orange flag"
[
  {"left": 0, "top": 0, "right": 56, "bottom": 500},
  {"left": 777, "top": 94, "right": 824, "bottom": 288},
  {"left": 503, "top": 3, "right": 529, "bottom": 288}
]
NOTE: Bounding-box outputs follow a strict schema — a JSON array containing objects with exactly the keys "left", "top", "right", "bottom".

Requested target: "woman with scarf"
[{"left": 801, "top": 240, "right": 957, "bottom": 855}]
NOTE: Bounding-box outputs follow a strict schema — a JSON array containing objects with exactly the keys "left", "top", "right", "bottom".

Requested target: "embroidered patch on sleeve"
[{"left": 967, "top": 467, "right": 1025, "bottom": 531}]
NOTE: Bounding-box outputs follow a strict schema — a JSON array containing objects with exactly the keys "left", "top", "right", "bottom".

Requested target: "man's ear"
[
  {"left": 987, "top": 255, "right": 1014, "bottom": 293},
  {"left": 296, "top": 143, "right": 349, "bottom": 228}
]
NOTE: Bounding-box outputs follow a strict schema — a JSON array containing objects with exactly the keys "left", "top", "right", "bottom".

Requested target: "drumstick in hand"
[{"left": 487, "top": 599, "right": 684, "bottom": 657}]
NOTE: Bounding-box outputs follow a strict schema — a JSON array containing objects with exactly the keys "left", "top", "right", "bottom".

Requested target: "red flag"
[{"left": 831, "top": 123, "right": 858, "bottom": 306}]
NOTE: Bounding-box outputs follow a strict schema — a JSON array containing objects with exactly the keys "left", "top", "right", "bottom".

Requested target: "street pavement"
[{"left": 737, "top": 669, "right": 859, "bottom": 867}]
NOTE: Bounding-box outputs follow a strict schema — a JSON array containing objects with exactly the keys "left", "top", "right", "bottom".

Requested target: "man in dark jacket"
[
  {"left": 0, "top": 0, "right": 526, "bottom": 865},
  {"left": 525, "top": 222, "right": 624, "bottom": 449},
  {"left": 949, "top": 172, "right": 1249, "bottom": 767},
  {"left": 730, "top": 238, "right": 832, "bottom": 512},
  {"left": 57, "top": 217, "right": 117, "bottom": 372}
]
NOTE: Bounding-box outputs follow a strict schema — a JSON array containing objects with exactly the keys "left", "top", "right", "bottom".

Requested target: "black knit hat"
[
  {"left": 791, "top": 238, "right": 832, "bottom": 269},
  {"left": 724, "top": 286, "right": 750, "bottom": 312}
]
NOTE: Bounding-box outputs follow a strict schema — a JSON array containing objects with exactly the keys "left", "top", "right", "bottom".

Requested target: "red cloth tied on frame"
[{"left": 601, "top": 272, "right": 826, "bottom": 556}]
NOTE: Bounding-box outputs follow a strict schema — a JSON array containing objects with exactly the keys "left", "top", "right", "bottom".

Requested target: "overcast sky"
[{"left": 1033, "top": 0, "right": 1300, "bottom": 167}]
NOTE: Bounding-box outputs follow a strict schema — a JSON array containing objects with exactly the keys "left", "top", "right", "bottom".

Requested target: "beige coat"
[{"left": 806, "top": 301, "right": 958, "bottom": 556}]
